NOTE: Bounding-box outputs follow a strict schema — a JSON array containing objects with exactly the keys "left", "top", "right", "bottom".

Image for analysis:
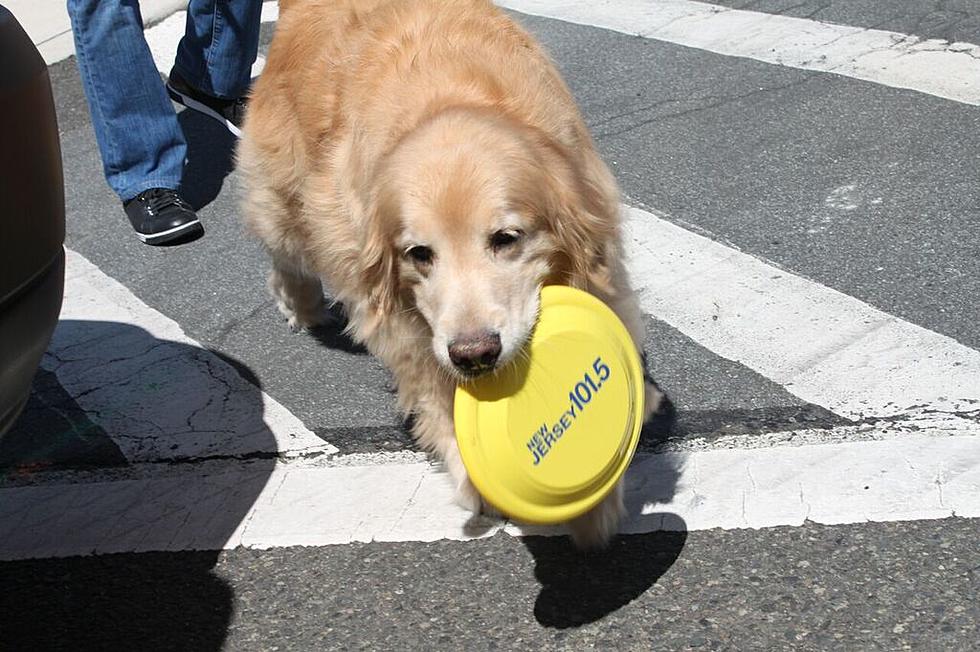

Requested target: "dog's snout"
[{"left": 448, "top": 331, "right": 502, "bottom": 373}]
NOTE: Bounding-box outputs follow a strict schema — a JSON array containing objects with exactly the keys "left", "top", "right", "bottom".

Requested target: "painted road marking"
[
  {"left": 45, "top": 249, "right": 335, "bottom": 462},
  {"left": 2, "top": 423, "right": 978, "bottom": 559},
  {"left": 30, "top": 202, "right": 975, "bottom": 559},
  {"left": 499, "top": 0, "right": 980, "bottom": 106},
  {"left": 623, "top": 206, "right": 980, "bottom": 422}
]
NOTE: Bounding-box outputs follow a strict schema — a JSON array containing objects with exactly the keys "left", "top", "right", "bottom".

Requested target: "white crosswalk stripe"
[
  {"left": 624, "top": 206, "right": 980, "bottom": 422},
  {"left": 498, "top": 0, "right": 980, "bottom": 105},
  {"left": 48, "top": 250, "right": 335, "bottom": 462},
  {"left": 3, "top": 419, "right": 978, "bottom": 559}
]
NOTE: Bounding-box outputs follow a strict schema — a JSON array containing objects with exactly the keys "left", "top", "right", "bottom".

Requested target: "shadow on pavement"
[
  {"left": 0, "top": 367, "right": 126, "bottom": 472},
  {"left": 0, "top": 551, "right": 237, "bottom": 651},
  {"left": 524, "top": 380, "right": 687, "bottom": 628},
  {"left": 307, "top": 301, "right": 370, "bottom": 355},
  {"left": 525, "top": 522, "right": 687, "bottom": 629},
  {"left": 177, "top": 109, "right": 237, "bottom": 211},
  {"left": 0, "top": 321, "right": 277, "bottom": 651}
]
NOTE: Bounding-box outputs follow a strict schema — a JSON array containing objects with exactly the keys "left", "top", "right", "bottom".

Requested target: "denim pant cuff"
[{"left": 173, "top": 0, "right": 262, "bottom": 100}]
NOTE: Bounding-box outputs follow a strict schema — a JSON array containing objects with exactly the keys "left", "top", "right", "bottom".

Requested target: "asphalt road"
[{"left": 2, "top": 519, "right": 978, "bottom": 650}]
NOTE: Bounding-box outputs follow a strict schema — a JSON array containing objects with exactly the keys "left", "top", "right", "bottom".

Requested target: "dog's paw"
[
  {"left": 643, "top": 380, "right": 663, "bottom": 422},
  {"left": 274, "top": 295, "right": 328, "bottom": 332},
  {"left": 452, "top": 478, "right": 505, "bottom": 520},
  {"left": 453, "top": 476, "right": 483, "bottom": 514},
  {"left": 267, "top": 267, "right": 328, "bottom": 331},
  {"left": 567, "top": 484, "right": 625, "bottom": 550},
  {"left": 480, "top": 497, "right": 503, "bottom": 519}
]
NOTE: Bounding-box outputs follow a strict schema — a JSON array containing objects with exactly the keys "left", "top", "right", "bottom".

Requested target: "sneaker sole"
[
  {"left": 166, "top": 84, "right": 242, "bottom": 138},
  {"left": 137, "top": 218, "right": 204, "bottom": 245}
]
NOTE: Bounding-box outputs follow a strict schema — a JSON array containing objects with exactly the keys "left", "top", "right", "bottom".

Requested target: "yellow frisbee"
[{"left": 454, "top": 285, "right": 644, "bottom": 524}]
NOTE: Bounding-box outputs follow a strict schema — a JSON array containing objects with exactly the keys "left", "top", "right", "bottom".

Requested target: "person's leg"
[
  {"left": 66, "top": 0, "right": 186, "bottom": 202},
  {"left": 172, "top": 0, "right": 263, "bottom": 100}
]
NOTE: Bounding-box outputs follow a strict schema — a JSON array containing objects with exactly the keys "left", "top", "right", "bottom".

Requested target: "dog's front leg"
[
  {"left": 268, "top": 257, "right": 328, "bottom": 331},
  {"left": 568, "top": 481, "right": 625, "bottom": 550},
  {"left": 400, "top": 372, "right": 484, "bottom": 514}
]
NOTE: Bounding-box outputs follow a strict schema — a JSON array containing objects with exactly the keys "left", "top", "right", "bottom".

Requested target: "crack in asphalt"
[{"left": 594, "top": 76, "right": 818, "bottom": 139}]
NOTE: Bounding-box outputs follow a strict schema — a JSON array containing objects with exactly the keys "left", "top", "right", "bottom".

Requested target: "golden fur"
[{"left": 238, "top": 0, "right": 661, "bottom": 548}]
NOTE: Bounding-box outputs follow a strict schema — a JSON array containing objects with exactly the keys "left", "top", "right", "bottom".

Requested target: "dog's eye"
[
  {"left": 489, "top": 229, "right": 523, "bottom": 251},
  {"left": 405, "top": 245, "right": 434, "bottom": 265}
]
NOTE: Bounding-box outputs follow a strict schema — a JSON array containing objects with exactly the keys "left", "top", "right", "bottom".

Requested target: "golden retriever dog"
[{"left": 238, "top": 0, "right": 662, "bottom": 548}]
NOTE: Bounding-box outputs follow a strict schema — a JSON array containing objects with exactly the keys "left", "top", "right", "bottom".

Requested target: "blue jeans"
[{"left": 67, "top": 0, "right": 261, "bottom": 202}]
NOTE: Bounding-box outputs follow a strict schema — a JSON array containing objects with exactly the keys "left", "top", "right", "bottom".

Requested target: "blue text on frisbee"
[{"left": 526, "top": 356, "right": 611, "bottom": 466}]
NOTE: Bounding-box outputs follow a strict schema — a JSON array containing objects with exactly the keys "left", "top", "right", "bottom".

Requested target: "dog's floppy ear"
[
  {"left": 358, "top": 189, "right": 400, "bottom": 334},
  {"left": 539, "top": 141, "right": 621, "bottom": 296}
]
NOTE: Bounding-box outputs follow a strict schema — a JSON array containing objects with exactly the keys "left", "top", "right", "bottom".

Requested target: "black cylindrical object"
[{"left": 0, "top": 5, "right": 66, "bottom": 435}]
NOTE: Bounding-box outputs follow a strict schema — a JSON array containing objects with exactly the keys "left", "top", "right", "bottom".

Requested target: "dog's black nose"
[{"left": 448, "top": 331, "right": 502, "bottom": 374}]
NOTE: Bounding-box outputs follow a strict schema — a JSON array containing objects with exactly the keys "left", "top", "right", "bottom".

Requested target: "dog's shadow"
[
  {"left": 525, "top": 517, "right": 687, "bottom": 629},
  {"left": 457, "top": 357, "right": 687, "bottom": 627},
  {"left": 525, "top": 390, "right": 687, "bottom": 628}
]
